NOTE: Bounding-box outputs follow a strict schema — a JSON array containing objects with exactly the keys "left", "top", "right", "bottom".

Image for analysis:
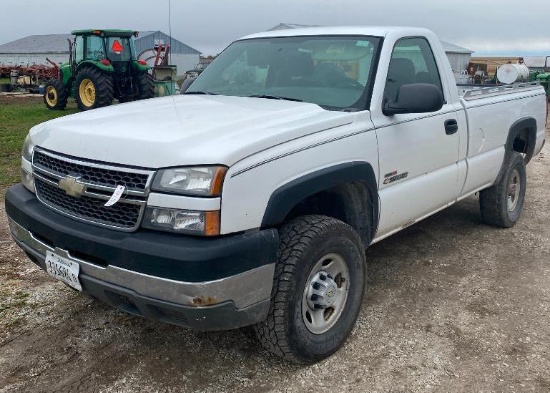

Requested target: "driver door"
[{"left": 372, "top": 37, "right": 462, "bottom": 238}]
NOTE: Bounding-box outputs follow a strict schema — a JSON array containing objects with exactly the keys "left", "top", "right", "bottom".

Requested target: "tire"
[
  {"left": 43, "top": 79, "right": 68, "bottom": 110},
  {"left": 75, "top": 67, "right": 114, "bottom": 111},
  {"left": 254, "top": 215, "right": 366, "bottom": 364},
  {"left": 479, "top": 152, "right": 526, "bottom": 228},
  {"left": 135, "top": 72, "right": 154, "bottom": 100}
]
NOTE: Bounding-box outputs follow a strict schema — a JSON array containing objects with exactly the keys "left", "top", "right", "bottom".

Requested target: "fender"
[
  {"left": 76, "top": 60, "right": 114, "bottom": 73},
  {"left": 506, "top": 117, "right": 537, "bottom": 164},
  {"left": 261, "top": 161, "right": 379, "bottom": 242},
  {"left": 59, "top": 64, "right": 73, "bottom": 86}
]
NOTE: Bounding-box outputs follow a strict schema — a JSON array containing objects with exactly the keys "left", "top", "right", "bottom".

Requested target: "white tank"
[{"left": 497, "top": 63, "right": 529, "bottom": 84}]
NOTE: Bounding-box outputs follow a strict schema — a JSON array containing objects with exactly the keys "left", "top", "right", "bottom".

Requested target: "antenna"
[{"left": 168, "top": 0, "right": 172, "bottom": 64}]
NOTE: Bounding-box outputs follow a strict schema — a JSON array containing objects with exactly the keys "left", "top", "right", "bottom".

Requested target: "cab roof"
[{"left": 71, "top": 29, "right": 138, "bottom": 38}]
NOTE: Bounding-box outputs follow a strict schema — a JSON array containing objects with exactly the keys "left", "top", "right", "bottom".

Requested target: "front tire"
[
  {"left": 479, "top": 152, "right": 526, "bottom": 227},
  {"left": 75, "top": 67, "right": 114, "bottom": 111},
  {"left": 43, "top": 80, "right": 68, "bottom": 110},
  {"left": 254, "top": 215, "right": 366, "bottom": 364}
]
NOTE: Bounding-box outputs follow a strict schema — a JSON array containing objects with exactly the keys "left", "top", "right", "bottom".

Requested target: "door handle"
[{"left": 444, "top": 119, "right": 458, "bottom": 135}]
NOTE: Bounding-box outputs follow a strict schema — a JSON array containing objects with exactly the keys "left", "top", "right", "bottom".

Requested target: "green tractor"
[
  {"left": 44, "top": 29, "right": 154, "bottom": 111},
  {"left": 530, "top": 56, "right": 550, "bottom": 97},
  {"left": 535, "top": 56, "right": 550, "bottom": 97}
]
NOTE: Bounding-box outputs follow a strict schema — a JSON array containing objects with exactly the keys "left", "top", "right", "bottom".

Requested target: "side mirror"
[
  {"left": 383, "top": 83, "right": 444, "bottom": 116},
  {"left": 180, "top": 77, "right": 196, "bottom": 94}
]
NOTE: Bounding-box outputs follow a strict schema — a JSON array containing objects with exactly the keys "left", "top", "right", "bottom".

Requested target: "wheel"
[
  {"left": 254, "top": 215, "right": 366, "bottom": 364},
  {"left": 479, "top": 152, "right": 526, "bottom": 228},
  {"left": 43, "top": 79, "right": 68, "bottom": 110},
  {"left": 75, "top": 67, "right": 114, "bottom": 111},
  {"left": 135, "top": 72, "right": 154, "bottom": 100}
]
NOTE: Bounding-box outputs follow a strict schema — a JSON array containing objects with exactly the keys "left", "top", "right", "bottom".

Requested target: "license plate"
[{"left": 45, "top": 250, "right": 82, "bottom": 291}]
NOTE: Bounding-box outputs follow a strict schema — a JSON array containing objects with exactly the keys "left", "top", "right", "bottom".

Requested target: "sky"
[{"left": 1, "top": 0, "right": 550, "bottom": 57}]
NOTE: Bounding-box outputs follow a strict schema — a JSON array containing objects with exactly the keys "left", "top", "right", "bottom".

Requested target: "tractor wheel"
[
  {"left": 43, "top": 80, "right": 68, "bottom": 110},
  {"left": 75, "top": 67, "right": 114, "bottom": 111},
  {"left": 136, "top": 72, "right": 154, "bottom": 100}
]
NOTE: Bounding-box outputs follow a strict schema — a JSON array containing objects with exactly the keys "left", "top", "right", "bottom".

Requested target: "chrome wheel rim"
[
  {"left": 507, "top": 169, "right": 520, "bottom": 212},
  {"left": 302, "top": 253, "right": 350, "bottom": 334}
]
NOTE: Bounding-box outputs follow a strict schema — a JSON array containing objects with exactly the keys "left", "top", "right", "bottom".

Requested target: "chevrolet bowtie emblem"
[{"left": 58, "top": 176, "right": 86, "bottom": 197}]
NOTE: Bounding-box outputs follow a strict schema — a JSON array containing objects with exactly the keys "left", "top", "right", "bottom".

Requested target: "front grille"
[
  {"left": 32, "top": 149, "right": 153, "bottom": 231},
  {"left": 34, "top": 150, "right": 149, "bottom": 192},
  {"left": 35, "top": 180, "right": 141, "bottom": 229}
]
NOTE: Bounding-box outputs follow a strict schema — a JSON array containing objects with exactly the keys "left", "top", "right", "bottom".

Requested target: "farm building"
[
  {"left": 523, "top": 56, "right": 549, "bottom": 73},
  {"left": 0, "top": 34, "right": 73, "bottom": 67},
  {"left": 440, "top": 41, "right": 474, "bottom": 73},
  {"left": 268, "top": 23, "right": 473, "bottom": 74},
  {"left": 134, "top": 31, "right": 201, "bottom": 74},
  {"left": 0, "top": 31, "right": 201, "bottom": 75}
]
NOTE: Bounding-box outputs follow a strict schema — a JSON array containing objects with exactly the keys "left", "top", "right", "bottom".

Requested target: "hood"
[{"left": 30, "top": 95, "right": 353, "bottom": 168}]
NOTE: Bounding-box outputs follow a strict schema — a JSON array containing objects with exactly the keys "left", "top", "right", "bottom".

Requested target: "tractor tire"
[
  {"left": 75, "top": 67, "right": 114, "bottom": 111},
  {"left": 254, "top": 215, "right": 366, "bottom": 364},
  {"left": 136, "top": 72, "right": 154, "bottom": 100},
  {"left": 43, "top": 80, "right": 68, "bottom": 110}
]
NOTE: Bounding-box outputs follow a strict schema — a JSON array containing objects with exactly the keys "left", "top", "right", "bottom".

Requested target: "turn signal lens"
[
  {"left": 138, "top": 60, "right": 147, "bottom": 65},
  {"left": 21, "top": 168, "right": 35, "bottom": 194},
  {"left": 142, "top": 208, "right": 220, "bottom": 236},
  {"left": 100, "top": 59, "right": 111, "bottom": 66}
]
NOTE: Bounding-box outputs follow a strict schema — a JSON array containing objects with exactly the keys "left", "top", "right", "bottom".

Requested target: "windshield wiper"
[
  {"left": 184, "top": 91, "right": 218, "bottom": 95},
  {"left": 248, "top": 94, "right": 303, "bottom": 102}
]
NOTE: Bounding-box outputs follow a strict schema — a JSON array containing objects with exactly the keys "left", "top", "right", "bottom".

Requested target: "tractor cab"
[
  {"left": 72, "top": 30, "right": 136, "bottom": 65},
  {"left": 44, "top": 29, "right": 154, "bottom": 111}
]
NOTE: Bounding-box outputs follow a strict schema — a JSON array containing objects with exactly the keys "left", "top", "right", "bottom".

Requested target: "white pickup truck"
[{"left": 5, "top": 26, "right": 546, "bottom": 364}]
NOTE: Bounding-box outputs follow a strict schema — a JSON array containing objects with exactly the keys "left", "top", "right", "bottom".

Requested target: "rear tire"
[
  {"left": 479, "top": 152, "right": 526, "bottom": 228},
  {"left": 254, "top": 215, "right": 366, "bottom": 364},
  {"left": 75, "top": 67, "right": 114, "bottom": 111},
  {"left": 136, "top": 72, "right": 154, "bottom": 100},
  {"left": 43, "top": 80, "right": 68, "bottom": 110}
]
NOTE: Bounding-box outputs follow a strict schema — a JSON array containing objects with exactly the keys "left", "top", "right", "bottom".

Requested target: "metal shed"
[
  {"left": 441, "top": 41, "right": 474, "bottom": 73},
  {"left": 135, "top": 31, "right": 201, "bottom": 73},
  {"left": 0, "top": 34, "right": 73, "bottom": 66}
]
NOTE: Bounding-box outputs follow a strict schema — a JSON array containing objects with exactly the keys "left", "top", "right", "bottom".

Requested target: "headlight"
[
  {"left": 142, "top": 207, "right": 220, "bottom": 236},
  {"left": 22, "top": 134, "right": 34, "bottom": 161},
  {"left": 152, "top": 166, "right": 227, "bottom": 196}
]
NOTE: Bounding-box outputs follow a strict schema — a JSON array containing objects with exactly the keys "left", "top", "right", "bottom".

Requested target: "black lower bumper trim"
[{"left": 5, "top": 184, "right": 279, "bottom": 282}]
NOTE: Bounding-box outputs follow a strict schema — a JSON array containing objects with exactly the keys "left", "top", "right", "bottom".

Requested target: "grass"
[
  {"left": 0, "top": 99, "right": 78, "bottom": 189},
  {"left": 0, "top": 77, "right": 9, "bottom": 84}
]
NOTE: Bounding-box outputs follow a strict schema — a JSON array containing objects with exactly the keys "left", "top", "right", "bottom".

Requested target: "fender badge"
[
  {"left": 383, "top": 171, "right": 409, "bottom": 184},
  {"left": 59, "top": 176, "right": 86, "bottom": 198}
]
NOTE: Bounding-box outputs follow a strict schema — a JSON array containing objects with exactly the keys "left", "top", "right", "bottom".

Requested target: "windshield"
[
  {"left": 187, "top": 35, "right": 381, "bottom": 111},
  {"left": 105, "top": 37, "right": 133, "bottom": 62}
]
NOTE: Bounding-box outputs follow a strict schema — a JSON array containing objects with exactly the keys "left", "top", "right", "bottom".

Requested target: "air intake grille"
[
  {"left": 34, "top": 151, "right": 149, "bottom": 192},
  {"left": 35, "top": 180, "right": 141, "bottom": 229},
  {"left": 32, "top": 149, "right": 153, "bottom": 231}
]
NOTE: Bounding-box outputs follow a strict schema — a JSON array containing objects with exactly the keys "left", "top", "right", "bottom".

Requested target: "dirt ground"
[{"left": 0, "top": 112, "right": 549, "bottom": 393}]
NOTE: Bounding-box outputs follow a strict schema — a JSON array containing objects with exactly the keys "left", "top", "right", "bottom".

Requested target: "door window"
[
  {"left": 384, "top": 37, "right": 443, "bottom": 103},
  {"left": 74, "top": 36, "right": 84, "bottom": 63},
  {"left": 85, "top": 35, "right": 105, "bottom": 61}
]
